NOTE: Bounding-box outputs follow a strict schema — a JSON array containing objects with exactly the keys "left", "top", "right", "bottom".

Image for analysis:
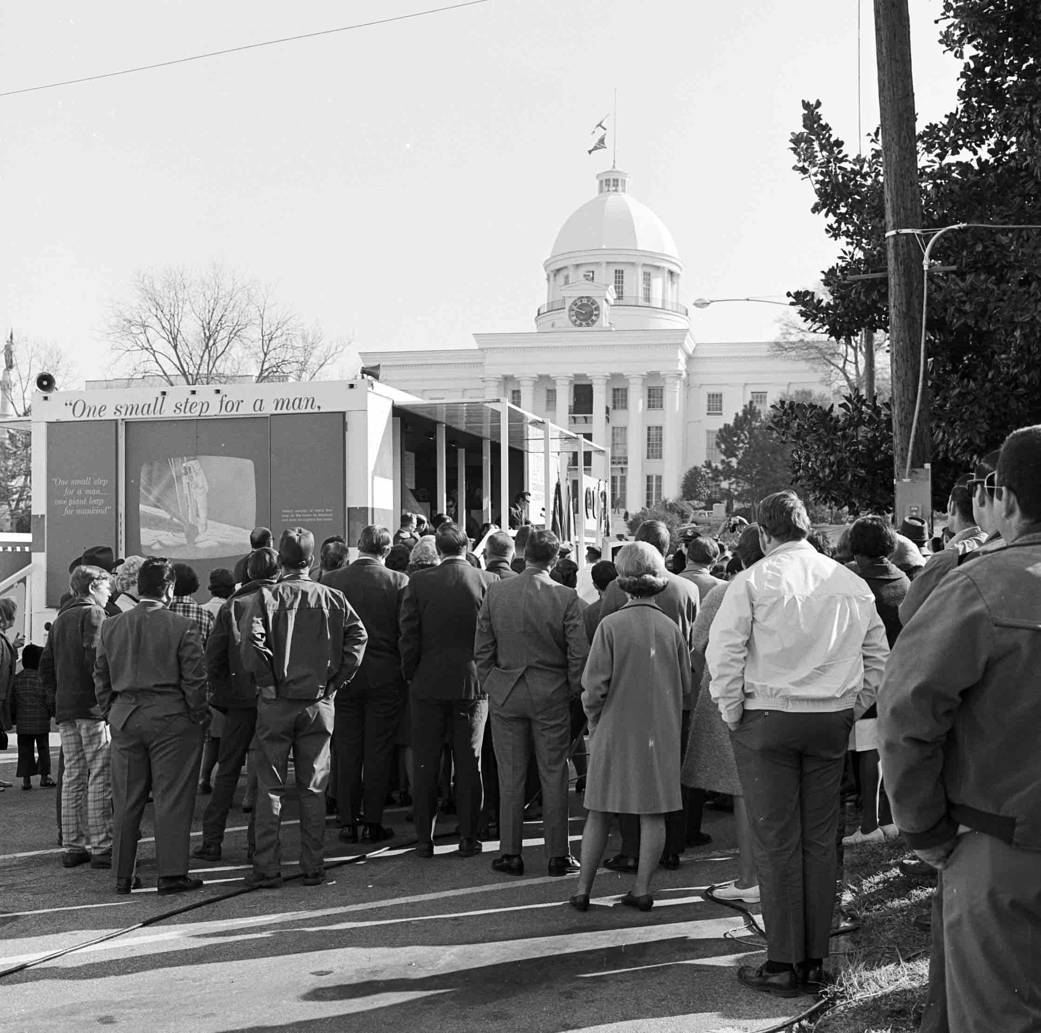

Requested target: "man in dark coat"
[
  {"left": 40, "top": 565, "right": 113, "bottom": 869},
  {"left": 400, "top": 522, "right": 495, "bottom": 857},
  {"left": 193, "top": 547, "right": 279, "bottom": 861},
  {"left": 94, "top": 558, "right": 209, "bottom": 895},
  {"left": 475, "top": 529, "right": 588, "bottom": 877},
  {"left": 241, "top": 528, "right": 368, "bottom": 888},
  {"left": 323, "top": 525, "right": 409, "bottom": 843}
]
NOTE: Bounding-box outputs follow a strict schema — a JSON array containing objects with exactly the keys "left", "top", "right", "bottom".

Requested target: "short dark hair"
[
  {"left": 685, "top": 533, "right": 719, "bottom": 565},
  {"left": 998, "top": 425, "right": 1041, "bottom": 522},
  {"left": 435, "top": 522, "right": 469, "bottom": 556},
  {"left": 849, "top": 516, "right": 896, "bottom": 559},
  {"left": 734, "top": 523, "right": 765, "bottom": 569},
  {"left": 485, "top": 531, "right": 514, "bottom": 559},
  {"left": 172, "top": 562, "right": 199, "bottom": 597},
  {"left": 590, "top": 559, "right": 618, "bottom": 591},
  {"left": 246, "top": 547, "right": 279, "bottom": 581},
  {"left": 321, "top": 541, "right": 350, "bottom": 571},
  {"left": 757, "top": 491, "right": 811, "bottom": 542},
  {"left": 634, "top": 519, "right": 670, "bottom": 557},
  {"left": 21, "top": 642, "right": 43, "bottom": 670},
  {"left": 551, "top": 558, "right": 578, "bottom": 588},
  {"left": 525, "top": 529, "right": 560, "bottom": 565},
  {"left": 431, "top": 512, "right": 452, "bottom": 531},
  {"left": 399, "top": 511, "right": 415, "bottom": 527},
  {"left": 949, "top": 475, "right": 974, "bottom": 523},
  {"left": 70, "top": 564, "right": 110, "bottom": 598},
  {"left": 250, "top": 526, "right": 273, "bottom": 549},
  {"left": 358, "top": 525, "right": 392, "bottom": 556},
  {"left": 208, "top": 568, "right": 235, "bottom": 599},
  {"left": 278, "top": 527, "right": 314, "bottom": 569},
  {"left": 138, "top": 558, "right": 175, "bottom": 599},
  {"left": 385, "top": 543, "right": 411, "bottom": 572}
]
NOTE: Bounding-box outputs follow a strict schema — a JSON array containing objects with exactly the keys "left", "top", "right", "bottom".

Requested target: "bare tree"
[
  {"left": 770, "top": 314, "right": 890, "bottom": 398},
  {"left": 107, "top": 266, "right": 347, "bottom": 385}
]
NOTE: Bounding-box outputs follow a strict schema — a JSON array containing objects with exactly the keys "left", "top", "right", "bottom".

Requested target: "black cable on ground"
[{"left": 0, "top": 834, "right": 417, "bottom": 980}]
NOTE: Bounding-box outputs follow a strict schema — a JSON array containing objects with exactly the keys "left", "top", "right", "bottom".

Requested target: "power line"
[{"left": 0, "top": 0, "right": 489, "bottom": 99}]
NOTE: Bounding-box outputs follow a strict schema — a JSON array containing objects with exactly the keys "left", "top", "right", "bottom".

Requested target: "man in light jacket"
[{"left": 707, "top": 490, "right": 888, "bottom": 999}]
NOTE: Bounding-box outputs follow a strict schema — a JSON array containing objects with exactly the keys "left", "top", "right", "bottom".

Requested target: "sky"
[{"left": 1, "top": 0, "right": 963, "bottom": 386}]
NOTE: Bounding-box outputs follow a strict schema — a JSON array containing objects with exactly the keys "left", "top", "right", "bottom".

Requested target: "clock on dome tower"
[{"left": 558, "top": 279, "right": 613, "bottom": 329}]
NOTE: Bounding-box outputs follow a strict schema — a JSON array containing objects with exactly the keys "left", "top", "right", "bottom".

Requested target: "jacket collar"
[
  {"left": 232, "top": 578, "right": 277, "bottom": 599},
  {"left": 856, "top": 558, "right": 905, "bottom": 580},
  {"left": 278, "top": 570, "right": 312, "bottom": 582},
  {"left": 353, "top": 555, "right": 382, "bottom": 565}
]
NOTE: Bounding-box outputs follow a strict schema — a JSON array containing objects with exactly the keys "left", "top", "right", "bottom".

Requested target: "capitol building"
[{"left": 362, "top": 167, "right": 828, "bottom": 517}]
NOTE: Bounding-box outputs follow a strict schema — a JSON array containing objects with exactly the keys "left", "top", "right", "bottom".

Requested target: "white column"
[
  {"left": 456, "top": 446, "right": 466, "bottom": 531},
  {"left": 435, "top": 423, "right": 447, "bottom": 516},
  {"left": 499, "top": 403, "right": 511, "bottom": 535},
  {"left": 482, "top": 375, "right": 501, "bottom": 400},
  {"left": 482, "top": 437, "right": 492, "bottom": 524},
  {"left": 626, "top": 374, "right": 645, "bottom": 514},
  {"left": 554, "top": 375, "right": 571, "bottom": 431},
  {"left": 517, "top": 375, "right": 536, "bottom": 414},
  {"left": 663, "top": 371, "right": 686, "bottom": 501},
  {"left": 591, "top": 375, "right": 608, "bottom": 455}
]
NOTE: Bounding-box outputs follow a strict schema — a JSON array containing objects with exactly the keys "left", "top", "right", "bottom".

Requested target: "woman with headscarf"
[{"left": 569, "top": 542, "right": 691, "bottom": 912}]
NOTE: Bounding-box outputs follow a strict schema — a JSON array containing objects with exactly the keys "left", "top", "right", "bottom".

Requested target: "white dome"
[{"left": 550, "top": 171, "right": 679, "bottom": 260}]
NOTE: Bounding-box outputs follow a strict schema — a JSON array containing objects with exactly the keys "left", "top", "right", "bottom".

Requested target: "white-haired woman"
[{"left": 570, "top": 541, "right": 691, "bottom": 912}]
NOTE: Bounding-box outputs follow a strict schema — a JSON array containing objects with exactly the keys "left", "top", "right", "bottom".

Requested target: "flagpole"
[{"left": 612, "top": 88, "right": 617, "bottom": 168}]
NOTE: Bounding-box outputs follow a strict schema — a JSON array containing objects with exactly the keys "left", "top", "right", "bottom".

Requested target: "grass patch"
[{"left": 815, "top": 839, "right": 935, "bottom": 1033}]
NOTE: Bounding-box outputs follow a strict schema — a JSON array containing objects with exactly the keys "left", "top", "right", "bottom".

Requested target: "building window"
[
  {"left": 583, "top": 269, "right": 595, "bottom": 282},
  {"left": 645, "top": 474, "right": 663, "bottom": 508},
  {"left": 582, "top": 432, "right": 593, "bottom": 471},
  {"left": 611, "top": 386, "right": 628, "bottom": 410},
  {"left": 706, "top": 391, "right": 723, "bottom": 416},
  {"left": 646, "top": 425, "right": 663, "bottom": 460},
  {"left": 611, "top": 425, "right": 627, "bottom": 464},
  {"left": 750, "top": 391, "right": 768, "bottom": 410},
  {"left": 706, "top": 430, "right": 720, "bottom": 463},
  {"left": 562, "top": 272, "right": 570, "bottom": 286},
  {"left": 613, "top": 269, "right": 625, "bottom": 297},
  {"left": 545, "top": 387, "right": 556, "bottom": 412},
  {"left": 642, "top": 270, "right": 652, "bottom": 302},
  {"left": 611, "top": 471, "right": 627, "bottom": 510},
  {"left": 646, "top": 385, "right": 664, "bottom": 410},
  {"left": 510, "top": 389, "right": 521, "bottom": 407},
  {"left": 572, "top": 382, "right": 592, "bottom": 414}
]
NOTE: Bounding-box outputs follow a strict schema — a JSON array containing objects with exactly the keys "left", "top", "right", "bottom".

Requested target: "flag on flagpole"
[{"left": 587, "top": 133, "right": 606, "bottom": 155}]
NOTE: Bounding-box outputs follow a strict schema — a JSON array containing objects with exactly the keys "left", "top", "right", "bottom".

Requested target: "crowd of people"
[{"left": 2, "top": 425, "right": 1039, "bottom": 1032}]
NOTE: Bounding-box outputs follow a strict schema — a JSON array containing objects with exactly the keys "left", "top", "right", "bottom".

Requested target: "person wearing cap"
[
  {"left": 94, "top": 558, "right": 208, "bottom": 895},
  {"left": 40, "top": 565, "right": 114, "bottom": 870},
  {"left": 240, "top": 528, "right": 368, "bottom": 888},
  {"left": 879, "top": 426, "right": 1041, "bottom": 1033},
  {"left": 194, "top": 547, "right": 279, "bottom": 863}
]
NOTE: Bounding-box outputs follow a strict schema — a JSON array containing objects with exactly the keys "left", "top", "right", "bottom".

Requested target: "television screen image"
[{"left": 139, "top": 455, "right": 256, "bottom": 559}]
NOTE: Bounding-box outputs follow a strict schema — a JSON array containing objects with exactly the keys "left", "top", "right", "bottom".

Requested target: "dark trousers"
[
  {"left": 201, "top": 708, "right": 257, "bottom": 846},
  {"left": 110, "top": 710, "right": 203, "bottom": 881},
  {"left": 943, "top": 831, "right": 1041, "bottom": 1033},
  {"left": 16, "top": 733, "right": 51, "bottom": 778},
  {"left": 411, "top": 697, "right": 487, "bottom": 844},
  {"left": 333, "top": 679, "right": 405, "bottom": 826},
  {"left": 253, "top": 696, "right": 334, "bottom": 877},
  {"left": 480, "top": 721, "right": 499, "bottom": 835},
  {"left": 920, "top": 877, "right": 949, "bottom": 1033},
  {"left": 731, "top": 708, "right": 853, "bottom": 965}
]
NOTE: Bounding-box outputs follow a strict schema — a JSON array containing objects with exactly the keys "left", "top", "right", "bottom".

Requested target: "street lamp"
[{"left": 691, "top": 297, "right": 793, "bottom": 308}]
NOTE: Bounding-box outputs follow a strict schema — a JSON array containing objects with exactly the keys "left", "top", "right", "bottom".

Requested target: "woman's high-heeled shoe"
[
  {"left": 620, "top": 890, "right": 654, "bottom": 912},
  {"left": 569, "top": 892, "right": 591, "bottom": 912}
]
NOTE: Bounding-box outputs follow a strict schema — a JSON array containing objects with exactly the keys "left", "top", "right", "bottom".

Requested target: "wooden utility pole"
[
  {"left": 874, "top": 0, "right": 929, "bottom": 477},
  {"left": 861, "top": 328, "right": 876, "bottom": 400}
]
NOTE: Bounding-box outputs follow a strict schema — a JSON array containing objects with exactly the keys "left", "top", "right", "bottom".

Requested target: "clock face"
[{"left": 568, "top": 296, "right": 601, "bottom": 327}]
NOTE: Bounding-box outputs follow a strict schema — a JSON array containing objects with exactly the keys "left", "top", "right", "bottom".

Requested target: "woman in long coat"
[{"left": 570, "top": 542, "right": 691, "bottom": 912}]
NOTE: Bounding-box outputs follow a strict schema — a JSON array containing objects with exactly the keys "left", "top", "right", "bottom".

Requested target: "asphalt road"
[{"left": 0, "top": 743, "right": 804, "bottom": 1033}]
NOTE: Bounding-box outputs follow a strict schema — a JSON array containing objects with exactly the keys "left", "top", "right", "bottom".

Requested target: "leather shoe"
[
  {"left": 192, "top": 843, "right": 222, "bottom": 861},
  {"left": 619, "top": 890, "right": 654, "bottom": 912},
  {"left": 90, "top": 851, "right": 113, "bottom": 869},
  {"left": 157, "top": 875, "right": 204, "bottom": 895},
  {"left": 797, "top": 962, "right": 831, "bottom": 994},
  {"left": 244, "top": 871, "right": 283, "bottom": 889},
  {"left": 568, "top": 892, "right": 590, "bottom": 912},
  {"left": 659, "top": 852, "right": 680, "bottom": 870},
  {"left": 338, "top": 824, "right": 359, "bottom": 844},
  {"left": 115, "top": 876, "right": 142, "bottom": 895},
  {"left": 491, "top": 853, "right": 524, "bottom": 876},
  {"left": 603, "top": 853, "right": 637, "bottom": 873},
  {"left": 363, "top": 823, "right": 394, "bottom": 843},
  {"left": 61, "top": 850, "right": 91, "bottom": 868},
  {"left": 458, "top": 837, "right": 482, "bottom": 857},
  {"left": 415, "top": 841, "right": 434, "bottom": 858},
  {"left": 737, "top": 963, "right": 805, "bottom": 998},
  {"left": 547, "top": 854, "right": 581, "bottom": 877},
  {"left": 302, "top": 870, "right": 326, "bottom": 886}
]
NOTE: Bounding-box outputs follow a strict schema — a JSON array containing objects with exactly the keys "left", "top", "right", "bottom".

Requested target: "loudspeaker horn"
[
  {"left": 360, "top": 364, "right": 381, "bottom": 382},
  {"left": 36, "top": 372, "right": 57, "bottom": 393}
]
